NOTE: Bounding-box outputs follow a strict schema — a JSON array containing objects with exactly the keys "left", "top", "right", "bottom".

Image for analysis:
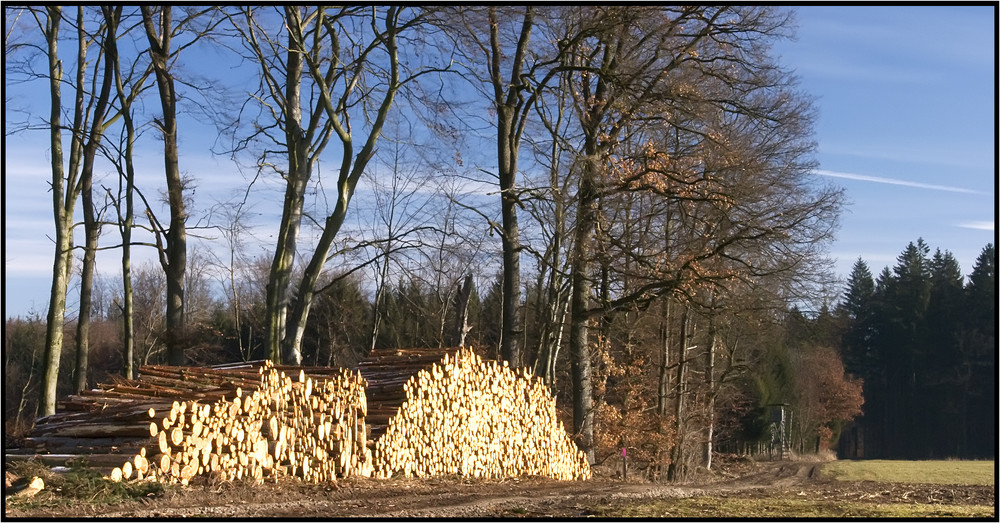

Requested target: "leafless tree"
[
  {"left": 33, "top": 6, "right": 93, "bottom": 415},
  {"left": 139, "top": 6, "right": 222, "bottom": 364},
  {"left": 72, "top": 6, "right": 120, "bottom": 393}
]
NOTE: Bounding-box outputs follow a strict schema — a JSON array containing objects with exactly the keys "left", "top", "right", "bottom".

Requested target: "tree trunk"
[
  {"left": 284, "top": 201, "right": 352, "bottom": 364},
  {"left": 264, "top": 164, "right": 308, "bottom": 362},
  {"left": 667, "top": 306, "right": 689, "bottom": 481},
  {"left": 657, "top": 299, "right": 671, "bottom": 416},
  {"left": 42, "top": 6, "right": 86, "bottom": 416},
  {"left": 568, "top": 152, "right": 599, "bottom": 464},
  {"left": 451, "top": 274, "right": 474, "bottom": 347},
  {"left": 703, "top": 329, "right": 717, "bottom": 470},
  {"left": 74, "top": 176, "right": 98, "bottom": 392},
  {"left": 263, "top": 6, "right": 314, "bottom": 363},
  {"left": 74, "top": 8, "right": 117, "bottom": 392},
  {"left": 282, "top": 7, "right": 403, "bottom": 363},
  {"left": 488, "top": 7, "right": 535, "bottom": 368},
  {"left": 107, "top": 4, "right": 135, "bottom": 379},
  {"left": 141, "top": 6, "right": 187, "bottom": 366}
]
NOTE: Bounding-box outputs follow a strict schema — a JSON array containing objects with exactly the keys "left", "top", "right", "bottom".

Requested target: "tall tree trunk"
[
  {"left": 74, "top": 8, "right": 117, "bottom": 392},
  {"left": 121, "top": 225, "right": 135, "bottom": 379},
  {"left": 569, "top": 151, "right": 599, "bottom": 464},
  {"left": 703, "top": 327, "right": 717, "bottom": 470},
  {"left": 667, "top": 306, "right": 690, "bottom": 481},
  {"left": 282, "top": 7, "right": 403, "bottom": 363},
  {"left": 107, "top": 4, "right": 136, "bottom": 379},
  {"left": 74, "top": 173, "right": 98, "bottom": 392},
  {"left": 141, "top": 6, "right": 187, "bottom": 365},
  {"left": 42, "top": 6, "right": 87, "bottom": 416},
  {"left": 488, "top": 6, "right": 534, "bottom": 368},
  {"left": 265, "top": 154, "right": 309, "bottom": 362},
  {"left": 657, "top": 299, "right": 672, "bottom": 416}
]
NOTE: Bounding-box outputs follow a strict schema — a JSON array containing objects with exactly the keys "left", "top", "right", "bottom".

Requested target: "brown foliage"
[
  {"left": 796, "top": 346, "right": 864, "bottom": 446},
  {"left": 593, "top": 337, "right": 676, "bottom": 475}
]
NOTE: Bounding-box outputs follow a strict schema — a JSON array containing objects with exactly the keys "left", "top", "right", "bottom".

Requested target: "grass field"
[
  {"left": 594, "top": 460, "right": 996, "bottom": 519},
  {"left": 600, "top": 497, "right": 994, "bottom": 519},
  {"left": 821, "top": 460, "right": 995, "bottom": 486}
]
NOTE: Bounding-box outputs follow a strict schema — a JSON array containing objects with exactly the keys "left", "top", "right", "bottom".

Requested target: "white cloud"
[
  {"left": 814, "top": 169, "right": 985, "bottom": 195},
  {"left": 957, "top": 221, "right": 995, "bottom": 231}
]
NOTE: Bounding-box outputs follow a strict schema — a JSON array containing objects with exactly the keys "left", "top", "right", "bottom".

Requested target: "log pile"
[
  {"left": 359, "top": 347, "right": 464, "bottom": 443},
  {"left": 15, "top": 361, "right": 371, "bottom": 485},
  {"left": 364, "top": 347, "right": 591, "bottom": 481},
  {"left": 12, "top": 347, "right": 590, "bottom": 485}
]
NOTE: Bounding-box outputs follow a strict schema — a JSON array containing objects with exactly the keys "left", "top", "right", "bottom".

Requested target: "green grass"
[
  {"left": 599, "top": 496, "right": 994, "bottom": 519},
  {"left": 822, "top": 460, "right": 995, "bottom": 486}
]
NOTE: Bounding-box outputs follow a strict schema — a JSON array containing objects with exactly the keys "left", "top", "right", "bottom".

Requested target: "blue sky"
[
  {"left": 3, "top": 5, "right": 996, "bottom": 319},
  {"left": 773, "top": 6, "right": 995, "bottom": 277}
]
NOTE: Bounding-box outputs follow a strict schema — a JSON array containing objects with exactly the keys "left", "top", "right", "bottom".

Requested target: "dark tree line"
[{"left": 838, "top": 241, "right": 995, "bottom": 459}]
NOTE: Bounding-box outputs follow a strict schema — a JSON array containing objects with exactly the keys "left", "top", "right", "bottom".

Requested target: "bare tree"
[
  {"left": 224, "top": 5, "right": 334, "bottom": 363},
  {"left": 281, "top": 7, "right": 447, "bottom": 364},
  {"left": 138, "top": 6, "right": 214, "bottom": 365},
  {"left": 102, "top": 5, "right": 155, "bottom": 379},
  {"left": 37, "top": 6, "right": 87, "bottom": 415},
  {"left": 361, "top": 124, "right": 435, "bottom": 353},
  {"left": 225, "top": 6, "right": 444, "bottom": 363},
  {"left": 73, "top": 5, "right": 119, "bottom": 392},
  {"left": 448, "top": 6, "right": 581, "bottom": 367}
]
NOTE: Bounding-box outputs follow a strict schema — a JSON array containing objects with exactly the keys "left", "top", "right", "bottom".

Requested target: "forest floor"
[{"left": 4, "top": 455, "right": 995, "bottom": 518}]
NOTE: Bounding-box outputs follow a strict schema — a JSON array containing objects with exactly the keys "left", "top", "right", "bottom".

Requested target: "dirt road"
[{"left": 6, "top": 460, "right": 994, "bottom": 518}]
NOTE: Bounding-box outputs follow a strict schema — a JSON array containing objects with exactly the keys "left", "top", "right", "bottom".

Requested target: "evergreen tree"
[
  {"left": 884, "top": 239, "right": 931, "bottom": 457},
  {"left": 922, "top": 249, "right": 965, "bottom": 456},
  {"left": 838, "top": 258, "right": 876, "bottom": 377},
  {"left": 839, "top": 241, "right": 994, "bottom": 459},
  {"left": 962, "top": 244, "right": 995, "bottom": 457},
  {"left": 965, "top": 244, "right": 995, "bottom": 335}
]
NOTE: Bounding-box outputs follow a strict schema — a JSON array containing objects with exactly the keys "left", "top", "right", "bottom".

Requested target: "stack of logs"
[
  {"left": 363, "top": 347, "right": 591, "bottom": 481},
  {"left": 16, "top": 361, "right": 371, "bottom": 485},
  {"left": 13, "top": 347, "right": 589, "bottom": 485}
]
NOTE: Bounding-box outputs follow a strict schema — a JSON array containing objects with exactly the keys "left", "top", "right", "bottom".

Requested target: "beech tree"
[
  {"left": 34, "top": 6, "right": 96, "bottom": 415},
  {"left": 71, "top": 6, "right": 118, "bottom": 393},
  {"left": 139, "top": 6, "right": 222, "bottom": 365},
  {"left": 227, "top": 6, "right": 443, "bottom": 364},
  {"left": 102, "top": 6, "right": 150, "bottom": 380},
  {"left": 550, "top": 5, "right": 841, "bottom": 468}
]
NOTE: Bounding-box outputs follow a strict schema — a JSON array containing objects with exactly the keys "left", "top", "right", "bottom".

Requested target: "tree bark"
[
  {"left": 568, "top": 153, "right": 599, "bottom": 464},
  {"left": 703, "top": 327, "right": 717, "bottom": 470},
  {"left": 263, "top": 12, "right": 309, "bottom": 361},
  {"left": 42, "top": 6, "right": 87, "bottom": 416},
  {"left": 141, "top": 6, "right": 188, "bottom": 366},
  {"left": 74, "top": 7, "right": 118, "bottom": 392},
  {"left": 282, "top": 6, "right": 406, "bottom": 363},
  {"left": 657, "top": 299, "right": 671, "bottom": 416},
  {"left": 667, "top": 306, "right": 690, "bottom": 481},
  {"left": 487, "top": 6, "right": 535, "bottom": 368},
  {"left": 106, "top": 5, "right": 137, "bottom": 379},
  {"left": 450, "top": 274, "right": 474, "bottom": 347}
]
